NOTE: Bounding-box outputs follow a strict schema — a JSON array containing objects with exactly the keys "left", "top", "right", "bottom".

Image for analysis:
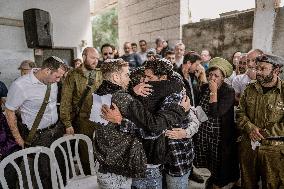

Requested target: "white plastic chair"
[
  {"left": 0, "top": 146, "right": 63, "bottom": 189},
  {"left": 50, "top": 134, "right": 97, "bottom": 189}
]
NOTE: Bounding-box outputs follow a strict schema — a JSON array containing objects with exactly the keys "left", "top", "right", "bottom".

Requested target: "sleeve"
[
  {"left": 0, "top": 116, "right": 7, "bottom": 144},
  {"left": 128, "top": 99, "right": 187, "bottom": 135},
  {"left": 236, "top": 88, "right": 258, "bottom": 134},
  {"left": 60, "top": 72, "right": 75, "bottom": 128},
  {"left": 119, "top": 118, "right": 161, "bottom": 139},
  {"left": 185, "top": 108, "right": 200, "bottom": 138},
  {"left": 135, "top": 53, "right": 143, "bottom": 67},
  {"left": 232, "top": 77, "right": 241, "bottom": 94},
  {"left": 208, "top": 87, "right": 235, "bottom": 117},
  {"left": 0, "top": 81, "right": 8, "bottom": 98},
  {"left": 5, "top": 82, "right": 26, "bottom": 111}
]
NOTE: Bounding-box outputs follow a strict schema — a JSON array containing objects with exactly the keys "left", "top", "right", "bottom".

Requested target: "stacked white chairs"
[{"left": 0, "top": 146, "right": 63, "bottom": 189}]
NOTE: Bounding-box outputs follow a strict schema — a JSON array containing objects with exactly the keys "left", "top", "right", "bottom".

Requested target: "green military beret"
[{"left": 209, "top": 57, "right": 233, "bottom": 78}]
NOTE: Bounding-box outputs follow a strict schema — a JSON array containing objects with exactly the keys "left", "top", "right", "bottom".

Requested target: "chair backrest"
[
  {"left": 50, "top": 134, "right": 96, "bottom": 184},
  {"left": 0, "top": 146, "right": 63, "bottom": 189}
]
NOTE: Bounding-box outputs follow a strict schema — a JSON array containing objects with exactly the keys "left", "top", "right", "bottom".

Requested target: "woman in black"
[{"left": 194, "top": 57, "right": 240, "bottom": 189}]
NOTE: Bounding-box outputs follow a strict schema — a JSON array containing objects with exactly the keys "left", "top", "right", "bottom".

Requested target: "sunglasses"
[{"left": 103, "top": 52, "right": 113, "bottom": 56}]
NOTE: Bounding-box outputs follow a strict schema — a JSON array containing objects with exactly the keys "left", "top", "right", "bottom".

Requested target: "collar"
[
  {"left": 253, "top": 77, "right": 282, "bottom": 94},
  {"left": 76, "top": 67, "right": 99, "bottom": 78},
  {"left": 30, "top": 69, "right": 44, "bottom": 85}
]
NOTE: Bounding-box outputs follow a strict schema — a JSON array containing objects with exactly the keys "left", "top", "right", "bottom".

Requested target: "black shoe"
[
  {"left": 231, "top": 185, "right": 241, "bottom": 189},
  {"left": 205, "top": 177, "right": 213, "bottom": 189},
  {"left": 189, "top": 170, "right": 205, "bottom": 183}
]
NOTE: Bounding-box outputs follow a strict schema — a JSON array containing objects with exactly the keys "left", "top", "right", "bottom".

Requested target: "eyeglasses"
[
  {"left": 103, "top": 52, "right": 113, "bottom": 56},
  {"left": 247, "top": 59, "right": 256, "bottom": 63}
]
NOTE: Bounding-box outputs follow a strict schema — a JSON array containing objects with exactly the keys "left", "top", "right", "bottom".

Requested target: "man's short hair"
[
  {"left": 70, "top": 58, "right": 82, "bottom": 68},
  {"left": 18, "top": 60, "right": 36, "bottom": 70},
  {"left": 101, "top": 58, "right": 129, "bottom": 79},
  {"left": 131, "top": 42, "right": 137, "bottom": 47},
  {"left": 101, "top": 43, "right": 114, "bottom": 53},
  {"left": 201, "top": 49, "right": 211, "bottom": 56},
  {"left": 42, "top": 56, "right": 68, "bottom": 72},
  {"left": 144, "top": 58, "right": 173, "bottom": 77},
  {"left": 248, "top": 49, "right": 263, "bottom": 55},
  {"left": 155, "top": 37, "right": 164, "bottom": 45},
  {"left": 183, "top": 52, "right": 202, "bottom": 64},
  {"left": 130, "top": 67, "right": 145, "bottom": 87},
  {"left": 174, "top": 42, "right": 185, "bottom": 49},
  {"left": 139, "top": 40, "right": 147, "bottom": 44},
  {"left": 165, "top": 50, "right": 175, "bottom": 57}
]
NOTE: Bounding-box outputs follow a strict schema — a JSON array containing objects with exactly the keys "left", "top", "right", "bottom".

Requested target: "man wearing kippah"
[
  {"left": 237, "top": 54, "right": 284, "bottom": 188},
  {"left": 5, "top": 56, "right": 67, "bottom": 188}
]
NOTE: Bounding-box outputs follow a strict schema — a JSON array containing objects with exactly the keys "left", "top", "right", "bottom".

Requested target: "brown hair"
[{"left": 101, "top": 59, "right": 129, "bottom": 79}]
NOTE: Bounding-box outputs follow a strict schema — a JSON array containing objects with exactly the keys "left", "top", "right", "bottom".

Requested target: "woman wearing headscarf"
[{"left": 194, "top": 57, "right": 240, "bottom": 189}]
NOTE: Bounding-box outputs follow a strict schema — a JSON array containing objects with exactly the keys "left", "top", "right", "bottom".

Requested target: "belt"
[
  {"left": 261, "top": 140, "right": 284, "bottom": 146},
  {"left": 37, "top": 123, "right": 57, "bottom": 133}
]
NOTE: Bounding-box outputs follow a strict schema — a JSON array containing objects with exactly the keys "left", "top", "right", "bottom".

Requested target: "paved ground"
[
  {"left": 92, "top": 164, "right": 210, "bottom": 188},
  {"left": 189, "top": 168, "right": 210, "bottom": 189}
]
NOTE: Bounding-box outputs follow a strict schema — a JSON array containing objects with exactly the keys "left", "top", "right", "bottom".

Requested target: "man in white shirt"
[
  {"left": 175, "top": 42, "right": 185, "bottom": 68},
  {"left": 138, "top": 40, "right": 148, "bottom": 63},
  {"left": 232, "top": 49, "right": 263, "bottom": 103},
  {"left": 5, "top": 56, "right": 67, "bottom": 188}
]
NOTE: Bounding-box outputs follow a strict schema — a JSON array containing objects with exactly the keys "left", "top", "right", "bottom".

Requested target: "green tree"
[{"left": 92, "top": 7, "right": 118, "bottom": 51}]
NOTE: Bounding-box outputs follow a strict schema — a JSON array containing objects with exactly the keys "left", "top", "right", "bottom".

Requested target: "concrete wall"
[
  {"left": 0, "top": 0, "right": 92, "bottom": 87},
  {"left": 272, "top": 7, "right": 284, "bottom": 57},
  {"left": 182, "top": 10, "right": 254, "bottom": 61},
  {"left": 253, "top": 0, "right": 276, "bottom": 53},
  {"left": 117, "top": 0, "right": 190, "bottom": 52}
]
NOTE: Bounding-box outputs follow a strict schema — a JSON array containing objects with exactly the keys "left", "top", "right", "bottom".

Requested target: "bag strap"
[
  {"left": 25, "top": 84, "right": 51, "bottom": 146},
  {"left": 76, "top": 73, "right": 94, "bottom": 115}
]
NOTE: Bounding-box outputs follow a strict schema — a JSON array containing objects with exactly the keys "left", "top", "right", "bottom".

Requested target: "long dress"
[{"left": 194, "top": 83, "right": 239, "bottom": 187}]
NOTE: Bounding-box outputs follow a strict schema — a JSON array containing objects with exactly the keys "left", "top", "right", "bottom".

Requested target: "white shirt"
[
  {"left": 138, "top": 51, "right": 147, "bottom": 63},
  {"left": 232, "top": 74, "right": 251, "bottom": 94},
  {"left": 224, "top": 71, "right": 237, "bottom": 86},
  {"left": 175, "top": 56, "right": 184, "bottom": 68},
  {"left": 5, "top": 70, "right": 58, "bottom": 130}
]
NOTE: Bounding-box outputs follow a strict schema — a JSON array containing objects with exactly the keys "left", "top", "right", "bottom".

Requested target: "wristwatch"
[{"left": 209, "top": 92, "right": 217, "bottom": 96}]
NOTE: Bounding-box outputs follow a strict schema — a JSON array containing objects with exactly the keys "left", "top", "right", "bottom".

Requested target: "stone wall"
[
  {"left": 182, "top": 10, "right": 254, "bottom": 61},
  {"left": 117, "top": 0, "right": 190, "bottom": 52}
]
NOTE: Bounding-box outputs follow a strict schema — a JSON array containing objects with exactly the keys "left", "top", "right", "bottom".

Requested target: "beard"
[
  {"left": 256, "top": 71, "right": 274, "bottom": 85},
  {"left": 84, "top": 62, "right": 97, "bottom": 70},
  {"left": 239, "top": 67, "right": 246, "bottom": 74}
]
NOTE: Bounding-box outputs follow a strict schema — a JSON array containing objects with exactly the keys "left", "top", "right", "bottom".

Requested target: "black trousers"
[{"left": 18, "top": 123, "right": 65, "bottom": 189}]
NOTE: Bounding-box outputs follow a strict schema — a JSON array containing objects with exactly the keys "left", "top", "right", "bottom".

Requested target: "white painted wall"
[
  {"left": 0, "top": 0, "right": 92, "bottom": 86},
  {"left": 253, "top": 0, "right": 276, "bottom": 52}
]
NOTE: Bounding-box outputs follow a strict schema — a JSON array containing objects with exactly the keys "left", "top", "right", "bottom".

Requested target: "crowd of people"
[{"left": 1, "top": 36, "right": 284, "bottom": 189}]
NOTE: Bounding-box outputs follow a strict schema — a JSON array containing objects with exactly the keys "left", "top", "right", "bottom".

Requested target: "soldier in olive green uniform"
[
  {"left": 237, "top": 54, "right": 284, "bottom": 189},
  {"left": 60, "top": 47, "right": 102, "bottom": 174}
]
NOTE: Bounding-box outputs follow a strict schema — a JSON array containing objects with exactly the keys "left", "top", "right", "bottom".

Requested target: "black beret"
[{"left": 256, "top": 54, "right": 284, "bottom": 67}]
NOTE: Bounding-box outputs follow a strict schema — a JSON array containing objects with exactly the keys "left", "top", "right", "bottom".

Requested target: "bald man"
[{"left": 60, "top": 47, "right": 103, "bottom": 174}]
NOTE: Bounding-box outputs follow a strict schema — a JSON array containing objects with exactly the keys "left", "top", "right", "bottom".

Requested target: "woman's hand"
[
  {"left": 195, "top": 65, "right": 207, "bottom": 84},
  {"left": 101, "top": 103, "right": 123, "bottom": 124},
  {"left": 165, "top": 128, "right": 187, "bottom": 139},
  {"left": 209, "top": 80, "right": 218, "bottom": 93}
]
